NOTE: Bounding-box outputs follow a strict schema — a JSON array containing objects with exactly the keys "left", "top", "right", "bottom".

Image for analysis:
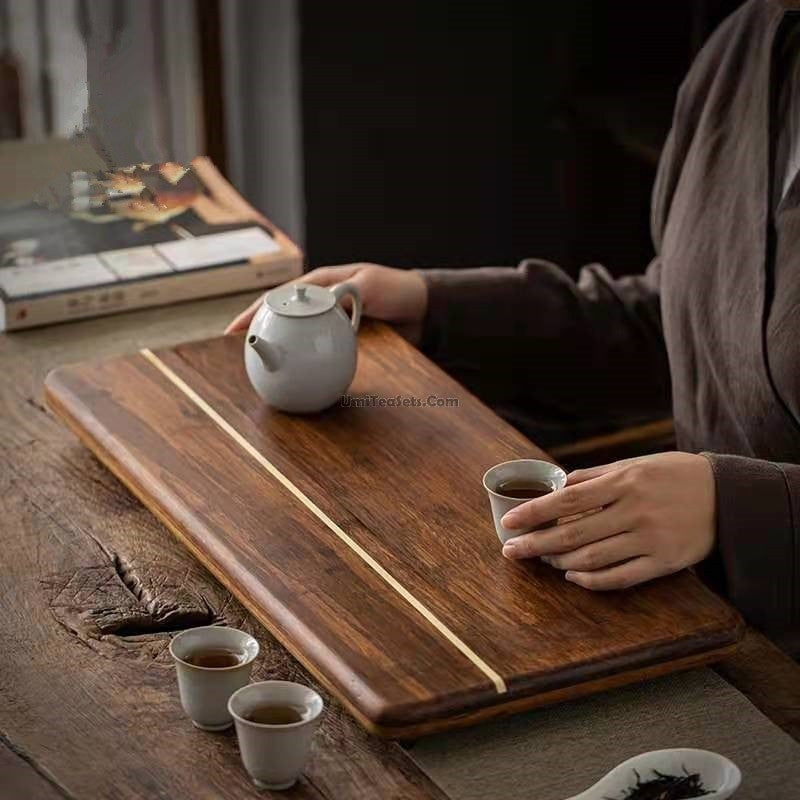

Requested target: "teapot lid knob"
[{"left": 264, "top": 281, "right": 335, "bottom": 316}]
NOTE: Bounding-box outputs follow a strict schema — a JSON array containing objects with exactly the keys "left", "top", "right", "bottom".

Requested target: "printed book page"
[
  {"left": 155, "top": 227, "right": 280, "bottom": 271},
  {"left": 0, "top": 255, "right": 118, "bottom": 298}
]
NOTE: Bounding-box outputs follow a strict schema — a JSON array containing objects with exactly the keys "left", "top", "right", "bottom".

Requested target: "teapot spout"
[{"left": 247, "top": 334, "right": 280, "bottom": 372}]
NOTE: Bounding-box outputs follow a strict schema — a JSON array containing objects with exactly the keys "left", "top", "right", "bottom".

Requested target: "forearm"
[{"left": 419, "top": 258, "right": 670, "bottom": 436}]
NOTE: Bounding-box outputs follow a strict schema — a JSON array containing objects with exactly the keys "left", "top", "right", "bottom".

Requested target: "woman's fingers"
[
  {"left": 542, "top": 531, "right": 642, "bottom": 571},
  {"left": 300, "top": 264, "right": 362, "bottom": 286},
  {"left": 224, "top": 264, "right": 364, "bottom": 333},
  {"left": 501, "top": 469, "right": 623, "bottom": 532},
  {"left": 564, "top": 556, "right": 669, "bottom": 591},
  {"left": 566, "top": 457, "right": 642, "bottom": 486},
  {"left": 503, "top": 503, "right": 625, "bottom": 558}
]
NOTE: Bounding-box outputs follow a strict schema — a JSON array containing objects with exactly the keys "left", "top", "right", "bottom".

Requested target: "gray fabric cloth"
[
  {"left": 418, "top": 0, "right": 800, "bottom": 647},
  {"left": 407, "top": 667, "right": 800, "bottom": 800}
]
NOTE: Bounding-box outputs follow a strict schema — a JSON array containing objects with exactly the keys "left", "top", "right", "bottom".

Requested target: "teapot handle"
[{"left": 331, "top": 282, "right": 362, "bottom": 333}]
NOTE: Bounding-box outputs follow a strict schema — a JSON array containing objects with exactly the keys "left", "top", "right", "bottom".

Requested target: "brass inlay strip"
[{"left": 140, "top": 348, "right": 507, "bottom": 694}]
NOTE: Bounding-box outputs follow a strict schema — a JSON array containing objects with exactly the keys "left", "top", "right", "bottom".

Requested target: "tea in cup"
[
  {"left": 228, "top": 680, "right": 324, "bottom": 790},
  {"left": 483, "top": 458, "right": 567, "bottom": 543},
  {"left": 169, "top": 625, "right": 259, "bottom": 731}
]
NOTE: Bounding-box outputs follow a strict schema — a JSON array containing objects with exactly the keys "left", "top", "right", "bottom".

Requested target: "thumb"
[{"left": 330, "top": 270, "right": 370, "bottom": 313}]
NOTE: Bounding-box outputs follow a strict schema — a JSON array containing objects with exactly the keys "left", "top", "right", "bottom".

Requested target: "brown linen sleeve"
[
  {"left": 417, "top": 258, "right": 670, "bottom": 443},
  {"left": 704, "top": 453, "right": 800, "bottom": 653}
]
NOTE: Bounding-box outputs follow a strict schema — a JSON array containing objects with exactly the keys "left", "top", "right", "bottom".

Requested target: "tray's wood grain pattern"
[{"left": 45, "top": 322, "right": 744, "bottom": 737}]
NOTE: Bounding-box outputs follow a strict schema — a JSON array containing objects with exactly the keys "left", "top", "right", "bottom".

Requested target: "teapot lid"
[{"left": 265, "top": 283, "right": 336, "bottom": 317}]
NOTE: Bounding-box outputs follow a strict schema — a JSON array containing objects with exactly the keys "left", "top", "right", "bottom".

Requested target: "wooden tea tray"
[{"left": 45, "top": 322, "right": 743, "bottom": 738}]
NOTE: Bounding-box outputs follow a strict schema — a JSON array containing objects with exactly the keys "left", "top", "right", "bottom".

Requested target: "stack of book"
[{"left": 0, "top": 156, "right": 302, "bottom": 331}]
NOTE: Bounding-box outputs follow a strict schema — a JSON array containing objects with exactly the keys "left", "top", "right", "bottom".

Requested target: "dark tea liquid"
[
  {"left": 244, "top": 704, "right": 306, "bottom": 725},
  {"left": 494, "top": 479, "right": 553, "bottom": 500},
  {"left": 184, "top": 648, "right": 244, "bottom": 668}
]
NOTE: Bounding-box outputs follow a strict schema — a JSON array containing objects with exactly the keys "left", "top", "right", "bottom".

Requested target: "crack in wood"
[
  {"left": 112, "top": 552, "right": 147, "bottom": 604},
  {"left": 43, "top": 555, "right": 218, "bottom": 656},
  {"left": 40, "top": 550, "right": 219, "bottom": 665},
  {"left": 111, "top": 553, "right": 219, "bottom": 630},
  {"left": 1, "top": 447, "right": 220, "bottom": 658}
]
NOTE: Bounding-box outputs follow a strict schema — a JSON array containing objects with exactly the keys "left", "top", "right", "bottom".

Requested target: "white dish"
[{"left": 565, "top": 748, "right": 741, "bottom": 799}]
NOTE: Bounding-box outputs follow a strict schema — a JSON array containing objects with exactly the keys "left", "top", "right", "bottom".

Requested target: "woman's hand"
[
  {"left": 501, "top": 452, "right": 716, "bottom": 590},
  {"left": 224, "top": 263, "right": 428, "bottom": 339}
]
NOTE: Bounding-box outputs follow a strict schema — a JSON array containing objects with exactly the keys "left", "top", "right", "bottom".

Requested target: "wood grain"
[
  {"left": 0, "top": 294, "right": 446, "bottom": 799},
  {"left": 0, "top": 740, "right": 69, "bottom": 800},
  {"left": 44, "top": 321, "right": 744, "bottom": 737}
]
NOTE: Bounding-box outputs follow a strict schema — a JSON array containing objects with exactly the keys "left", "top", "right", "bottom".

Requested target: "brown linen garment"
[{"left": 420, "top": 0, "right": 800, "bottom": 650}]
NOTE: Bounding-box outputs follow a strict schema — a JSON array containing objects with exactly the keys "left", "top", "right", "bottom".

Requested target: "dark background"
[
  {"left": 0, "top": 0, "right": 745, "bottom": 279},
  {"left": 294, "top": 0, "right": 742, "bottom": 277}
]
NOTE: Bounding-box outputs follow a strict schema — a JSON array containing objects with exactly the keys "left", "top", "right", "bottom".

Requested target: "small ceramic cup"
[
  {"left": 228, "top": 680, "right": 324, "bottom": 790},
  {"left": 169, "top": 625, "right": 259, "bottom": 731},
  {"left": 483, "top": 458, "right": 567, "bottom": 544}
]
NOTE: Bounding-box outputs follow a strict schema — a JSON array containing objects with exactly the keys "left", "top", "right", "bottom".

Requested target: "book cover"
[{"left": 0, "top": 157, "right": 302, "bottom": 329}]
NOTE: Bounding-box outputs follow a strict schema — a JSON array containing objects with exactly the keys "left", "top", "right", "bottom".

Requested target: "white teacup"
[
  {"left": 169, "top": 625, "right": 259, "bottom": 731},
  {"left": 228, "top": 680, "right": 324, "bottom": 790},
  {"left": 483, "top": 458, "right": 567, "bottom": 543}
]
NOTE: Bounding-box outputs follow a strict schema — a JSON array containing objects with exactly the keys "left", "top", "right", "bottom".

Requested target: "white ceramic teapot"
[{"left": 244, "top": 282, "right": 362, "bottom": 413}]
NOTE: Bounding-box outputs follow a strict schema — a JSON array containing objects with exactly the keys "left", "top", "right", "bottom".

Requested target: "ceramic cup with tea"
[
  {"left": 483, "top": 458, "right": 567, "bottom": 543},
  {"left": 228, "top": 680, "right": 324, "bottom": 790},
  {"left": 169, "top": 625, "right": 259, "bottom": 731}
]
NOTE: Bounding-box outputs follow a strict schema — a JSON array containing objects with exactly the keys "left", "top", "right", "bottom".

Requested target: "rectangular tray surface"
[{"left": 45, "top": 323, "right": 743, "bottom": 737}]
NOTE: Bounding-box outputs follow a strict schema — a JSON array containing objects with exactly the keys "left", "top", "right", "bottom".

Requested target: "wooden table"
[{"left": 2, "top": 293, "right": 799, "bottom": 800}]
